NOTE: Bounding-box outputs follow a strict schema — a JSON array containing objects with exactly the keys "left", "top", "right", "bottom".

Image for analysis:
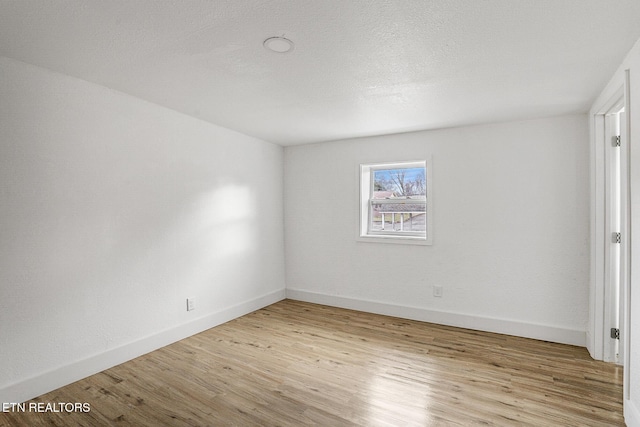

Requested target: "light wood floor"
[{"left": 0, "top": 300, "right": 624, "bottom": 426}]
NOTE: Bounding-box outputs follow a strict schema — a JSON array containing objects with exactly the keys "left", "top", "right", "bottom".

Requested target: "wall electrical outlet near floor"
[
  {"left": 433, "top": 286, "right": 443, "bottom": 298},
  {"left": 186, "top": 298, "right": 195, "bottom": 311}
]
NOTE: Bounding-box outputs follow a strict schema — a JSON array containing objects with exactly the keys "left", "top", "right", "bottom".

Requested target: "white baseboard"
[
  {"left": 585, "top": 330, "right": 595, "bottom": 358},
  {"left": 626, "top": 398, "right": 640, "bottom": 427},
  {"left": 286, "top": 289, "right": 586, "bottom": 347},
  {"left": 0, "top": 289, "right": 286, "bottom": 404}
]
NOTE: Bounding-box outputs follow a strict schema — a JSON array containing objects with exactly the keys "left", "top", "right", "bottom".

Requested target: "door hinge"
[
  {"left": 613, "top": 135, "right": 621, "bottom": 147},
  {"left": 611, "top": 328, "right": 620, "bottom": 340},
  {"left": 613, "top": 232, "right": 621, "bottom": 244}
]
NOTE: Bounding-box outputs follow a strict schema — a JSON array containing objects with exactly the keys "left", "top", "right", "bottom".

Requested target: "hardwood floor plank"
[{"left": 0, "top": 300, "right": 624, "bottom": 426}]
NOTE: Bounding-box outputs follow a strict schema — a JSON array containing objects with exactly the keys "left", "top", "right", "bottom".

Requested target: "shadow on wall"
[
  {"left": 56, "top": 182, "right": 263, "bottom": 356},
  {"left": 102, "top": 182, "right": 258, "bottom": 305}
]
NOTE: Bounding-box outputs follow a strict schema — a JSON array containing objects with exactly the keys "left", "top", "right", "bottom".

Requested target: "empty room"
[{"left": 2, "top": 1, "right": 640, "bottom": 426}]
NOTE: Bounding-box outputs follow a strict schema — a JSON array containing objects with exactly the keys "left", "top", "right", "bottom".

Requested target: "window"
[{"left": 359, "top": 159, "right": 432, "bottom": 244}]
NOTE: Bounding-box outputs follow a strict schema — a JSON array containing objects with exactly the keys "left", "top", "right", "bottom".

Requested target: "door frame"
[{"left": 589, "top": 81, "right": 630, "bottom": 366}]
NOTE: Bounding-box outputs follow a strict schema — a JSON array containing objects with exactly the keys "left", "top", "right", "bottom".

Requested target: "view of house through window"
[
  {"left": 359, "top": 160, "right": 431, "bottom": 243},
  {"left": 371, "top": 167, "right": 426, "bottom": 233}
]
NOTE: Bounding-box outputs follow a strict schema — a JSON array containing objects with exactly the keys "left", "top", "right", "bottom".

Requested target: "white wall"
[
  {"left": 591, "top": 36, "right": 640, "bottom": 427},
  {"left": 0, "top": 57, "right": 285, "bottom": 403},
  {"left": 285, "top": 115, "right": 589, "bottom": 346}
]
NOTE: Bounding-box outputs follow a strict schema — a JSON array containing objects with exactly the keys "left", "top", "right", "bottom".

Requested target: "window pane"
[
  {"left": 373, "top": 167, "right": 426, "bottom": 199},
  {"left": 370, "top": 204, "right": 426, "bottom": 232}
]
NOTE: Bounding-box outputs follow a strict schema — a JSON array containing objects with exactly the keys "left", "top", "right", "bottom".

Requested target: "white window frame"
[{"left": 358, "top": 158, "right": 433, "bottom": 245}]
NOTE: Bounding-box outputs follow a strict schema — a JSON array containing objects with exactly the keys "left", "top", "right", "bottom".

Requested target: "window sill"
[{"left": 357, "top": 234, "right": 431, "bottom": 246}]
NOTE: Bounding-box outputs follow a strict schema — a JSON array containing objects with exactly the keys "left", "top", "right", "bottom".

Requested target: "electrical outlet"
[
  {"left": 186, "top": 298, "right": 195, "bottom": 311},
  {"left": 433, "top": 286, "right": 443, "bottom": 298}
]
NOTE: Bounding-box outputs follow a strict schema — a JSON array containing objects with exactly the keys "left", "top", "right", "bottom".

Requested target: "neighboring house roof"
[
  {"left": 372, "top": 191, "right": 426, "bottom": 212},
  {"left": 373, "top": 205, "right": 426, "bottom": 213},
  {"left": 373, "top": 191, "right": 396, "bottom": 199}
]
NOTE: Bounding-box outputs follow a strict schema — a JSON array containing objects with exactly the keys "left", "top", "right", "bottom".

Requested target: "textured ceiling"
[{"left": 1, "top": 1, "right": 640, "bottom": 145}]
